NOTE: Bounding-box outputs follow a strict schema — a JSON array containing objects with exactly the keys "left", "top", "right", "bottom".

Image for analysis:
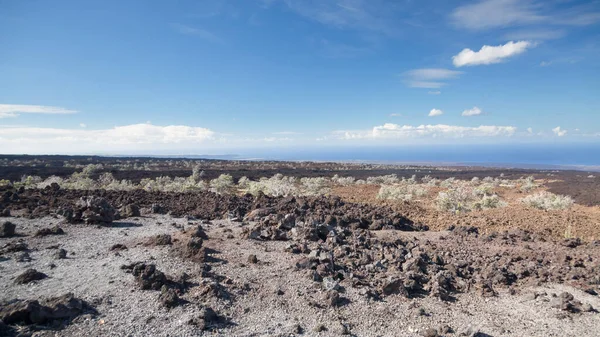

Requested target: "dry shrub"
[{"left": 521, "top": 191, "right": 573, "bottom": 210}]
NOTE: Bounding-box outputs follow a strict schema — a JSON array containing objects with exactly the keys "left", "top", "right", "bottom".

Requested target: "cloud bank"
[
  {"left": 334, "top": 123, "right": 517, "bottom": 140},
  {"left": 0, "top": 123, "right": 215, "bottom": 153}
]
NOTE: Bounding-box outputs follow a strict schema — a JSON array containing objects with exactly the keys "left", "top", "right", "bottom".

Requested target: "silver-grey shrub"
[
  {"left": 519, "top": 176, "right": 538, "bottom": 192},
  {"left": 377, "top": 184, "right": 428, "bottom": 201},
  {"left": 300, "top": 177, "right": 330, "bottom": 196},
  {"left": 331, "top": 174, "right": 355, "bottom": 186},
  {"left": 244, "top": 174, "right": 298, "bottom": 197},
  {"left": 366, "top": 174, "right": 399, "bottom": 185},
  {"left": 209, "top": 174, "right": 235, "bottom": 195},
  {"left": 521, "top": 191, "right": 574, "bottom": 210}
]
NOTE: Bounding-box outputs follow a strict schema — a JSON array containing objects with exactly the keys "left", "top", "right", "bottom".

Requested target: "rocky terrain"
[{"left": 1, "top": 158, "right": 600, "bottom": 336}]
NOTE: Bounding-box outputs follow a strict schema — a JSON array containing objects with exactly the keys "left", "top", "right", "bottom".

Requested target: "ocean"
[{"left": 229, "top": 143, "right": 600, "bottom": 171}]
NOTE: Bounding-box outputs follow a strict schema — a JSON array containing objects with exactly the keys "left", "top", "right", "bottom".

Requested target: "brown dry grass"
[{"left": 332, "top": 184, "right": 600, "bottom": 241}]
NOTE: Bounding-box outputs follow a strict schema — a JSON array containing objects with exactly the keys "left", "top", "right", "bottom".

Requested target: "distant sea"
[{"left": 225, "top": 143, "right": 600, "bottom": 171}]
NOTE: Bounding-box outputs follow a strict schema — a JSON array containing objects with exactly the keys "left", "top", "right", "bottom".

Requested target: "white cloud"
[
  {"left": 262, "top": 137, "right": 293, "bottom": 142},
  {"left": 452, "top": 0, "right": 545, "bottom": 30},
  {"left": 334, "top": 123, "right": 517, "bottom": 140},
  {"left": 408, "top": 82, "right": 444, "bottom": 89},
  {"left": 403, "top": 68, "right": 463, "bottom": 88},
  {"left": 552, "top": 126, "right": 567, "bottom": 137},
  {"left": 278, "top": 0, "right": 402, "bottom": 36},
  {"left": 389, "top": 113, "right": 402, "bottom": 117},
  {"left": 79, "top": 123, "right": 87, "bottom": 128},
  {"left": 0, "top": 104, "right": 77, "bottom": 118},
  {"left": 0, "top": 123, "right": 215, "bottom": 153},
  {"left": 539, "top": 57, "right": 582, "bottom": 67},
  {"left": 172, "top": 24, "right": 223, "bottom": 44},
  {"left": 428, "top": 109, "right": 443, "bottom": 117},
  {"left": 452, "top": 41, "right": 532, "bottom": 67},
  {"left": 451, "top": 0, "right": 600, "bottom": 30},
  {"left": 0, "top": 112, "right": 18, "bottom": 118},
  {"left": 462, "top": 106, "right": 483, "bottom": 116},
  {"left": 527, "top": 127, "right": 533, "bottom": 134},
  {"left": 428, "top": 91, "right": 441, "bottom": 95}
]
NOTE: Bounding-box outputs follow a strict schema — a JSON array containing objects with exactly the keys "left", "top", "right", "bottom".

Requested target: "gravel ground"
[{"left": 1, "top": 215, "right": 599, "bottom": 336}]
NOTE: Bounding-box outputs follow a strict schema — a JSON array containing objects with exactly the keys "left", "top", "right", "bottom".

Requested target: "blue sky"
[{"left": 0, "top": 0, "right": 599, "bottom": 154}]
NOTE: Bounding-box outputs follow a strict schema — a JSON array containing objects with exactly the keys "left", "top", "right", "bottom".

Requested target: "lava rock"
[
  {"left": 189, "top": 225, "right": 209, "bottom": 239},
  {"left": 34, "top": 226, "right": 65, "bottom": 237},
  {"left": 561, "top": 238, "right": 582, "bottom": 248},
  {"left": 1, "top": 241, "right": 28, "bottom": 254},
  {"left": 54, "top": 249, "right": 67, "bottom": 259},
  {"left": 295, "top": 257, "right": 311, "bottom": 269},
  {"left": 550, "top": 292, "right": 584, "bottom": 313},
  {"left": 151, "top": 203, "right": 167, "bottom": 215},
  {"left": 146, "top": 234, "right": 172, "bottom": 246},
  {"left": 0, "top": 221, "right": 16, "bottom": 238},
  {"left": 182, "top": 237, "right": 206, "bottom": 262},
  {"left": 324, "top": 290, "right": 341, "bottom": 307},
  {"left": 14, "top": 269, "right": 47, "bottom": 284},
  {"left": 381, "top": 277, "right": 405, "bottom": 296},
  {"left": 0, "top": 319, "right": 13, "bottom": 335},
  {"left": 15, "top": 252, "right": 32, "bottom": 263},
  {"left": 119, "top": 204, "right": 140, "bottom": 218},
  {"left": 0, "top": 293, "right": 93, "bottom": 326},
  {"left": 159, "top": 286, "right": 180, "bottom": 309},
  {"left": 188, "top": 307, "right": 219, "bottom": 330},
  {"left": 75, "top": 196, "right": 116, "bottom": 224},
  {"left": 247, "top": 254, "right": 258, "bottom": 264},
  {"left": 122, "top": 263, "right": 168, "bottom": 290},
  {"left": 110, "top": 244, "right": 128, "bottom": 251},
  {"left": 279, "top": 214, "right": 296, "bottom": 230}
]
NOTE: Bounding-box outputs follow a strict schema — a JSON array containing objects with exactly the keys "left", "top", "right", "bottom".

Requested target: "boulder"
[
  {"left": 119, "top": 204, "right": 140, "bottom": 218},
  {"left": 75, "top": 197, "right": 116, "bottom": 224},
  {"left": 122, "top": 263, "right": 168, "bottom": 290},
  {"left": 34, "top": 226, "right": 65, "bottom": 237},
  {"left": 146, "top": 234, "right": 172, "bottom": 246},
  {"left": 0, "top": 293, "right": 92, "bottom": 325},
  {"left": 159, "top": 286, "right": 180, "bottom": 309},
  {"left": 188, "top": 307, "right": 219, "bottom": 330},
  {"left": 54, "top": 249, "right": 67, "bottom": 259},
  {"left": 14, "top": 269, "right": 47, "bottom": 284},
  {"left": 0, "top": 221, "right": 16, "bottom": 238}
]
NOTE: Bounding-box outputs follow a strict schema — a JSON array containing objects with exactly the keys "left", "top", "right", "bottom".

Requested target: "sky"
[{"left": 0, "top": 0, "right": 599, "bottom": 155}]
